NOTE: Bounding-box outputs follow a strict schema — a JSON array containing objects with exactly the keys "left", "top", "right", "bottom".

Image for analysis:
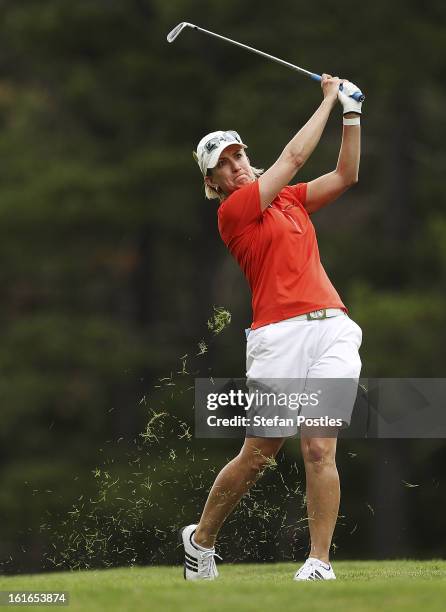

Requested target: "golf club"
[{"left": 167, "top": 22, "right": 365, "bottom": 102}]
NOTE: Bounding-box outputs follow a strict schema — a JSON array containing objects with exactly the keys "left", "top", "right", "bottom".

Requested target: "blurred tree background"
[{"left": 0, "top": 0, "right": 445, "bottom": 573}]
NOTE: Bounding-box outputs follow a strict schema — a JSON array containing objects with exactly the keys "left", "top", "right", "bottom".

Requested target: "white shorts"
[{"left": 245, "top": 313, "right": 362, "bottom": 438}]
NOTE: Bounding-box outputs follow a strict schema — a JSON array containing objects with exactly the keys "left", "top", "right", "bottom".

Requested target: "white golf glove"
[{"left": 338, "top": 80, "right": 363, "bottom": 115}]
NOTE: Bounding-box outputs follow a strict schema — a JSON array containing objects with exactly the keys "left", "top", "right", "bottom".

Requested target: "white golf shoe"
[
  {"left": 180, "top": 524, "right": 222, "bottom": 580},
  {"left": 293, "top": 557, "right": 336, "bottom": 581}
]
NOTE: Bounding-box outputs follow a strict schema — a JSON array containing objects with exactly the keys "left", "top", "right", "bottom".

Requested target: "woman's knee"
[
  {"left": 238, "top": 437, "right": 284, "bottom": 472},
  {"left": 302, "top": 437, "right": 337, "bottom": 466}
]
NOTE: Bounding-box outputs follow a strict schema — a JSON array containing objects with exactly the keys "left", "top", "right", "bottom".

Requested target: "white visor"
[{"left": 193, "top": 130, "right": 247, "bottom": 176}]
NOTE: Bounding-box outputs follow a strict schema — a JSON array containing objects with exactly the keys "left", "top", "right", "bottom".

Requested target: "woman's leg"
[
  {"left": 300, "top": 431, "right": 339, "bottom": 563},
  {"left": 194, "top": 436, "right": 285, "bottom": 548}
]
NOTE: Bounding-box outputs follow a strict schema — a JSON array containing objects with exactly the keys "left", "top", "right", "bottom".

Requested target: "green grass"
[{"left": 0, "top": 561, "right": 445, "bottom": 611}]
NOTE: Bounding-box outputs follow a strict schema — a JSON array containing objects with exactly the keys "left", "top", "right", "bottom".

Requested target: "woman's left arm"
[{"left": 305, "top": 81, "right": 362, "bottom": 215}]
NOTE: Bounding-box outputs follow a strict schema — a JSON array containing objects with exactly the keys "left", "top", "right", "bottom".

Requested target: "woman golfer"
[{"left": 182, "top": 74, "right": 363, "bottom": 581}]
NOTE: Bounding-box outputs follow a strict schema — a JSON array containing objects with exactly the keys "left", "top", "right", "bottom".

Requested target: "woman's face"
[{"left": 205, "top": 144, "right": 255, "bottom": 197}]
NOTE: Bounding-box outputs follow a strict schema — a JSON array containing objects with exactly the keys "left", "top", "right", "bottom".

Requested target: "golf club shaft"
[
  {"left": 167, "top": 22, "right": 365, "bottom": 102},
  {"left": 191, "top": 24, "right": 319, "bottom": 81}
]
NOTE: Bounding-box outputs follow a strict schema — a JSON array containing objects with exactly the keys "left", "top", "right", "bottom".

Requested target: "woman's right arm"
[{"left": 258, "top": 74, "right": 340, "bottom": 211}]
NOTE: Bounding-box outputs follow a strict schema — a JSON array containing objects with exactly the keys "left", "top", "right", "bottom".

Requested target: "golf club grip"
[
  {"left": 350, "top": 91, "right": 365, "bottom": 102},
  {"left": 311, "top": 73, "right": 365, "bottom": 102}
]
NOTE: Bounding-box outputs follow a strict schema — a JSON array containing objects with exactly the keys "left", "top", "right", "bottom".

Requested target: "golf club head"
[{"left": 166, "top": 22, "right": 194, "bottom": 43}]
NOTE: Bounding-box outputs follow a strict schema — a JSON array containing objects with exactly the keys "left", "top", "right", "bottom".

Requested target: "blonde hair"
[{"left": 204, "top": 166, "right": 264, "bottom": 202}]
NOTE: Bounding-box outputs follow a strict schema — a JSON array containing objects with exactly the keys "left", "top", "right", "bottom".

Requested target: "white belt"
[
  {"left": 246, "top": 309, "right": 346, "bottom": 339},
  {"left": 286, "top": 308, "right": 346, "bottom": 322},
  {"left": 245, "top": 308, "right": 347, "bottom": 338}
]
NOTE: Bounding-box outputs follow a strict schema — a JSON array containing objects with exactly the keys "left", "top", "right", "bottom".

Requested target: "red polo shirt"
[{"left": 217, "top": 180, "right": 346, "bottom": 329}]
